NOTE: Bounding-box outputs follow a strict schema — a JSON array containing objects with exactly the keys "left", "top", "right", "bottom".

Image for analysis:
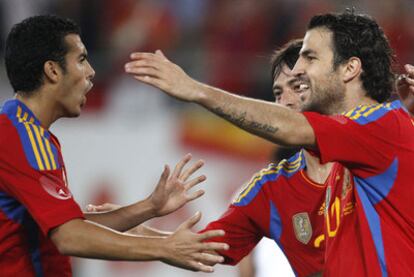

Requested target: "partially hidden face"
[
  {"left": 292, "top": 27, "right": 346, "bottom": 115},
  {"left": 55, "top": 34, "right": 95, "bottom": 117},
  {"left": 272, "top": 64, "right": 310, "bottom": 112}
]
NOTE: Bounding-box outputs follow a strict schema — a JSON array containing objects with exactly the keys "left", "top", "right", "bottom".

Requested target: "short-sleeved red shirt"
[
  {"left": 0, "top": 99, "right": 84, "bottom": 277},
  {"left": 304, "top": 100, "right": 414, "bottom": 276},
  {"left": 202, "top": 151, "right": 328, "bottom": 277}
]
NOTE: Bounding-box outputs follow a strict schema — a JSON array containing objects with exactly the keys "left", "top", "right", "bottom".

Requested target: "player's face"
[
  {"left": 55, "top": 34, "right": 95, "bottom": 117},
  {"left": 272, "top": 64, "right": 310, "bottom": 112},
  {"left": 292, "top": 27, "right": 345, "bottom": 115}
]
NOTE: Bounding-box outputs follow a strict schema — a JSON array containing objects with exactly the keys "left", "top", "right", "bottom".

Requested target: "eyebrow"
[
  {"left": 273, "top": 76, "right": 300, "bottom": 91},
  {"left": 300, "top": 49, "right": 317, "bottom": 57},
  {"left": 272, "top": 84, "right": 281, "bottom": 92}
]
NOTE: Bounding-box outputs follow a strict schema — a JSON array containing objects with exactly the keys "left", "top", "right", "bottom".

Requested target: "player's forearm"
[
  {"left": 194, "top": 82, "right": 316, "bottom": 147},
  {"left": 50, "top": 219, "right": 165, "bottom": 261},
  {"left": 84, "top": 198, "right": 156, "bottom": 232},
  {"left": 128, "top": 224, "right": 172, "bottom": 237}
]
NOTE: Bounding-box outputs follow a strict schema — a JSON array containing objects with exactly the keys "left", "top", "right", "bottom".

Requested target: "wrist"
[{"left": 133, "top": 197, "right": 158, "bottom": 219}]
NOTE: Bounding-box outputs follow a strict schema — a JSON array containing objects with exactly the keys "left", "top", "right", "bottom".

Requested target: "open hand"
[
  {"left": 148, "top": 153, "right": 206, "bottom": 217},
  {"left": 161, "top": 212, "right": 229, "bottom": 272},
  {"left": 125, "top": 50, "right": 201, "bottom": 102}
]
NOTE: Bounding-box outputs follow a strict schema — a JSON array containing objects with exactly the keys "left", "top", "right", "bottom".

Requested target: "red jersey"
[
  {"left": 304, "top": 100, "right": 414, "bottom": 276},
  {"left": 0, "top": 99, "right": 84, "bottom": 277},
  {"left": 203, "top": 151, "right": 328, "bottom": 277}
]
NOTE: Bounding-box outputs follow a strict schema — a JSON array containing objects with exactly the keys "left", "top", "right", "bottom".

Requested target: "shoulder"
[
  {"left": 0, "top": 113, "right": 61, "bottom": 171},
  {"left": 232, "top": 151, "right": 305, "bottom": 206},
  {"left": 342, "top": 100, "right": 404, "bottom": 126}
]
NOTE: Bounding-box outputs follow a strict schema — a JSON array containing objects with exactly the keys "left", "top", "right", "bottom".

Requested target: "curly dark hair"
[
  {"left": 270, "top": 39, "right": 303, "bottom": 81},
  {"left": 308, "top": 11, "right": 395, "bottom": 102},
  {"left": 5, "top": 15, "right": 80, "bottom": 94}
]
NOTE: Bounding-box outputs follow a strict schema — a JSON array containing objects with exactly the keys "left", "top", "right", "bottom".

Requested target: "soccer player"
[
  {"left": 201, "top": 40, "right": 329, "bottom": 277},
  {"left": 0, "top": 15, "right": 228, "bottom": 277},
  {"left": 126, "top": 11, "right": 414, "bottom": 276}
]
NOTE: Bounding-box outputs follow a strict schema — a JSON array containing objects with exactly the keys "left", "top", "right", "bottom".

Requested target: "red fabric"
[
  {"left": 0, "top": 100, "right": 84, "bottom": 277},
  {"left": 303, "top": 101, "right": 414, "bottom": 276},
  {"left": 202, "top": 153, "right": 327, "bottom": 277}
]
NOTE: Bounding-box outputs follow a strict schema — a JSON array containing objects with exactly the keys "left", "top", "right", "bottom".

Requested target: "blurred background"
[{"left": 0, "top": 0, "right": 413, "bottom": 276}]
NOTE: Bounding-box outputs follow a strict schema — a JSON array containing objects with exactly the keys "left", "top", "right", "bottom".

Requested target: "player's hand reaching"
[
  {"left": 148, "top": 153, "right": 206, "bottom": 217},
  {"left": 397, "top": 64, "right": 414, "bottom": 114},
  {"left": 161, "top": 212, "right": 229, "bottom": 272},
  {"left": 125, "top": 50, "right": 202, "bottom": 102}
]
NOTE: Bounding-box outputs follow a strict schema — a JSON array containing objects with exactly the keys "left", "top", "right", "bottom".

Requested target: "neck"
[
  {"left": 15, "top": 90, "right": 60, "bottom": 129},
  {"left": 303, "top": 150, "right": 333, "bottom": 184},
  {"left": 340, "top": 83, "right": 378, "bottom": 114}
]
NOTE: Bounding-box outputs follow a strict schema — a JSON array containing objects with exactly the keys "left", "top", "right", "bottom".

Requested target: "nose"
[
  {"left": 291, "top": 57, "right": 305, "bottom": 77},
  {"left": 87, "top": 61, "right": 96, "bottom": 80},
  {"left": 279, "top": 89, "right": 299, "bottom": 109}
]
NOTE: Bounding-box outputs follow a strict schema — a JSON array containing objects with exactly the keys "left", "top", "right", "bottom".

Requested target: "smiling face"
[
  {"left": 55, "top": 34, "right": 95, "bottom": 117},
  {"left": 273, "top": 63, "right": 310, "bottom": 112},
  {"left": 292, "top": 27, "right": 345, "bottom": 115}
]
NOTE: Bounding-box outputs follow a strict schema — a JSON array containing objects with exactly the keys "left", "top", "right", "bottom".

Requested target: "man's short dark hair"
[
  {"left": 308, "top": 11, "right": 395, "bottom": 103},
  {"left": 270, "top": 39, "right": 303, "bottom": 81},
  {"left": 5, "top": 15, "right": 80, "bottom": 94}
]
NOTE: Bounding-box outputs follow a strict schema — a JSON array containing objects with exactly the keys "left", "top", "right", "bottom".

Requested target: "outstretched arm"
[
  {"left": 84, "top": 154, "right": 206, "bottom": 232},
  {"left": 50, "top": 213, "right": 228, "bottom": 272},
  {"left": 86, "top": 203, "right": 171, "bottom": 236},
  {"left": 125, "top": 51, "right": 316, "bottom": 148}
]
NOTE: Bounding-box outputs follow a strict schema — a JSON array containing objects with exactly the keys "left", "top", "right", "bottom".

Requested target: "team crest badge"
[{"left": 292, "top": 212, "right": 312, "bottom": 244}]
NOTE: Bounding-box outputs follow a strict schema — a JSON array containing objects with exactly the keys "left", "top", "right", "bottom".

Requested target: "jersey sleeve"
[
  {"left": 0, "top": 128, "right": 84, "bottom": 235},
  {"left": 303, "top": 105, "right": 401, "bottom": 176},
  {"left": 200, "top": 165, "right": 278, "bottom": 265},
  {"left": 201, "top": 204, "right": 264, "bottom": 265}
]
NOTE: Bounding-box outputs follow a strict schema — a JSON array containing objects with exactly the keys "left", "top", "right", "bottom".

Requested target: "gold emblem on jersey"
[{"left": 292, "top": 212, "right": 313, "bottom": 244}]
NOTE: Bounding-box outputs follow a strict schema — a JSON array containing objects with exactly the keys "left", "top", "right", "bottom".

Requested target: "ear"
[
  {"left": 342, "top": 57, "right": 362, "bottom": 83},
  {"left": 43, "top": 61, "right": 62, "bottom": 84}
]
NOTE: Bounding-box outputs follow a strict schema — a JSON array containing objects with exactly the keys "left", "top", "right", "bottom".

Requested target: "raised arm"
[
  {"left": 50, "top": 212, "right": 228, "bottom": 272},
  {"left": 84, "top": 154, "right": 206, "bottom": 232},
  {"left": 124, "top": 51, "right": 315, "bottom": 148}
]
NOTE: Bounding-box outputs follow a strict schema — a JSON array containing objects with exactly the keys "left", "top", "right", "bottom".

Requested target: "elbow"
[
  {"left": 49, "top": 219, "right": 83, "bottom": 256},
  {"left": 281, "top": 118, "right": 316, "bottom": 148}
]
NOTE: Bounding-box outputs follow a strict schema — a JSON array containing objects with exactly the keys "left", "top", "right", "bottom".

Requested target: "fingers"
[
  {"left": 180, "top": 211, "right": 202, "bottom": 229},
  {"left": 86, "top": 203, "right": 121, "bottom": 212},
  {"left": 405, "top": 64, "right": 414, "bottom": 76},
  {"left": 158, "top": 165, "right": 170, "bottom": 186},
  {"left": 133, "top": 75, "right": 165, "bottom": 89},
  {"left": 185, "top": 189, "right": 205, "bottom": 202},
  {"left": 184, "top": 175, "right": 206, "bottom": 191},
  {"left": 404, "top": 64, "right": 414, "bottom": 91},
  {"left": 180, "top": 159, "right": 204, "bottom": 182},
  {"left": 125, "top": 65, "right": 161, "bottom": 78},
  {"left": 155, "top": 49, "right": 168, "bottom": 61},
  {"left": 172, "top": 153, "right": 192, "bottom": 178},
  {"left": 193, "top": 252, "right": 224, "bottom": 265},
  {"left": 198, "top": 229, "right": 226, "bottom": 241},
  {"left": 199, "top": 241, "right": 230, "bottom": 252},
  {"left": 188, "top": 261, "right": 214, "bottom": 273}
]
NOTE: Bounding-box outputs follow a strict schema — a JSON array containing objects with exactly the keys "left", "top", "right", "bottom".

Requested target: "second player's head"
[
  {"left": 271, "top": 39, "right": 310, "bottom": 112},
  {"left": 292, "top": 11, "right": 395, "bottom": 114}
]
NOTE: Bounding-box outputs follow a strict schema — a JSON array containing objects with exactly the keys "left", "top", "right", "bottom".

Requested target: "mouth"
[{"left": 86, "top": 82, "right": 94, "bottom": 94}]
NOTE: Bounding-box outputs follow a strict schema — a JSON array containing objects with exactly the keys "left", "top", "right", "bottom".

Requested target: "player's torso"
[
  {"left": 0, "top": 109, "right": 72, "bottom": 277},
  {"left": 240, "top": 151, "right": 328, "bottom": 277},
  {"left": 323, "top": 108, "right": 414, "bottom": 276}
]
